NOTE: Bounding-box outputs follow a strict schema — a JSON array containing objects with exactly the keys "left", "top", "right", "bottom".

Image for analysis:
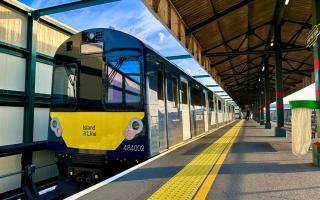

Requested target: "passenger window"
[
  {"left": 172, "top": 77, "right": 178, "bottom": 108},
  {"left": 218, "top": 100, "right": 222, "bottom": 111},
  {"left": 192, "top": 86, "right": 201, "bottom": 106},
  {"left": 158, "top": 70, "right": 164, "bottom": 100},
  {"left": 202, "top": 91, "right": 206, "bottom": 107},
  {"left": 209, "top": 99, "right": 214, "bottom": 111},
  {"left": 181, "top": 81, "right": 188, "bottom": 104}
]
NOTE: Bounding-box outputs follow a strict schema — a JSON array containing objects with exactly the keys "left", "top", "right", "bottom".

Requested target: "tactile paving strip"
[{"left": 148, "top": 120, "right": 244, "bottom": 200}]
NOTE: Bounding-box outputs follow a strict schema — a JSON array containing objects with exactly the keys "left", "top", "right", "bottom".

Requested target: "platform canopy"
[{"left": 143, "top": 0, "right": 313, "bottom": 107}]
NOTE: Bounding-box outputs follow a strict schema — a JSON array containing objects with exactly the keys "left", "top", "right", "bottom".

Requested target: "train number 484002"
[{"left": 123, "top": 145, "right": 144, "bottom": 152}]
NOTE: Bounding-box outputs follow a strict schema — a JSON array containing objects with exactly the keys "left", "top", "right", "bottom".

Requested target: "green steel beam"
[
  {"left": 165, "top": 54, "right": 192, "bottom": 60},
  {"left": 31, "top": 0, "right": 121, "bottom": 20},
  {"left": 0, "top": 41, "right": 28, "bottom": 58},
  {"left": 264, "top": 58, "right": 271, "bottom": 129},
  {"left": 260, "top": 93, "right": 265, "bottom": 125},
  {"left": 22, "top": 17, "right": 37, "bottom": 179},
  {"left": 274, "top": 10, "right": 286, "bottom": 137},
  {"left": 0, "top": 90, "right": 26, "bottom": 104},
  {"left": 205, "top": 47, "right": 311, "bottom": 57},
  {"left": 206, "top": 85, "right": 219, "bottom": 87},
  {"left": 193, "top": 75, "right": 211, "bottom": 78},
  {"left": 214, "top": 91, "right": 225, "bottom": 93}
]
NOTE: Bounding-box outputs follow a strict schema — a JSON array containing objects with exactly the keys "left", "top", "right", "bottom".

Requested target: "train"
[{"left": 48, "top": 28, "right": 236, "bottom": 184}]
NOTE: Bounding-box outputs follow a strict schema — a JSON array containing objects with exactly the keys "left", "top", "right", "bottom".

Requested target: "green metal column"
[
  {"left": 260, "top": 93, "right": 265, "bottom": 125},
  {"left": 264, "top": 59, "right": 271, "bottom": 129},
  {"left": 22, "top": 16, "right": 37, "bottom": 174},
  {"left": 256, "top": 101, "right": 259, "bottom": 122},
  {"left": 274, "top": 19, "right": 286, "bottom": 137},
  {"left": 313, "top": 0, "right": 320, "bottom": 140},
  {"left": 257, "top": 99, "right": 261, "bottom": 123}
]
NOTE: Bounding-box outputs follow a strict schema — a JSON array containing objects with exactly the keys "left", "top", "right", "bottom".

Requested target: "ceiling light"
[
  {"left": 270, "top": 42, "right": 274, "bottom": 47},
  {"left": 262, "top": 65, "right": 265, "bottom": 71},
  {"left": 285, "top": 0, "right": 290, "bottom": 5},
  {"left": 258, "top": 78, "right": 260, "bottom": 82}
]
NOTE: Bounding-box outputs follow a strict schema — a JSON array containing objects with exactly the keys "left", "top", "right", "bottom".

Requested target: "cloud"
[{"left": 158, "top": 32, "right": 165, "bottom": 43}]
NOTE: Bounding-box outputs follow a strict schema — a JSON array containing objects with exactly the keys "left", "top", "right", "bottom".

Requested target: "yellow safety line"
[
  {"left": 194, "top": 121, "right": 243, "bottom": 200},
  {"left": 148, "top": 120, "right": 244, "bottom": 200}
]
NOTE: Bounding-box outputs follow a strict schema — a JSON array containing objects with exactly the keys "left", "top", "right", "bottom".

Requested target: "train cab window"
[
  {"left": 181, "top": 81, "right": 188, "bottom": 104},
  {"left": 52, "top": 62, "right": 77, "bottom": 109},
  {"left": 104, "top": 57, "right": 142, "bottom": 110},
  {"left": 157, "top": 70, "right": 164, "bottom": 100},
  {"left": 172, "top": 77, "right": 178, "bottom": 108}
]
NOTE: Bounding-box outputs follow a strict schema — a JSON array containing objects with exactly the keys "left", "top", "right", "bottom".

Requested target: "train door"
[
  {"left": 203, "top": 90, "right": 209, "bottom": 132},
  {"left": 157, "top": 67, "right": 168, "bottom": 151},
  {"left": 180, "top": 78, "right": 191, "bottom": 140}
]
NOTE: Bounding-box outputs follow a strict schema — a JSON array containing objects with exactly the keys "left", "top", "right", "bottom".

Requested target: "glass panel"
[
  {"left": 157, "top": 71, "right": 164, "bottom": 100},
  {"left": 108, "top": 66, "right": 123, "bottom": 88},
  {"left": 108, "top": 87, "right": 122, "bottom": 103},
  {"left": 172, "top": 77, "right": 178, "bottom": 108},
  {"left": 81, "top": 42, "right": 103, "bottom": 54},
  {"left": 126, "top": 93, "right": 140, "bottom": 103},
  {"left": 120, "top": 60, "right": 141, "bottom": 74},
  {"left": 125, "top": 76, "right": 140, "bottom": 94},
  {"left": 192, "top": 87, "right": 201, "bottom": 106},
  {"left": 51, "top": 63, "right": 77, "bottom": 108},
  {"left": 104, "top": 57, "right": 142, "bottom": 109},
  {"left": 181, "top": 81, "right": 188, "bottom": 104}
]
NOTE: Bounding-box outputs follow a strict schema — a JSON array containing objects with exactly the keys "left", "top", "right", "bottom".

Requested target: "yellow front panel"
[{"left": 50, "top": 112, "right": 144, "bottom": 150}]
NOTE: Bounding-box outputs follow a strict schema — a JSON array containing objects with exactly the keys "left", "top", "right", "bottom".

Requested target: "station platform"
[{"left": 66, "top": 120, "right": 320, "bottom": 200}]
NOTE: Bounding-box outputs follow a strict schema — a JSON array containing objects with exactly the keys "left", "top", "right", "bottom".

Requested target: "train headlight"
[
  {"left": 124, "top": 118, "right": 143, "bottom": 140},
  {"left": 50, "top": 117, "right": 62, "bottom": 137},
  {"left": 132, "top": 121, "right": 140, "bottom": 130},
  {"left": 130, "top": 118, "right": 143, "bottom": 133}
]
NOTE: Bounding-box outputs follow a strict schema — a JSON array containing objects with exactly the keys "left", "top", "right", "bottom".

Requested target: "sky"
[{"left": 18, "top": 0, "right": 315, "bottom": 107}]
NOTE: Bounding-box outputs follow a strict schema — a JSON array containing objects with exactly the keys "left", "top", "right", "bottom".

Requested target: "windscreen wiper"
[{"left": 106, "top": 57, "right": 126, "bottom": 85}]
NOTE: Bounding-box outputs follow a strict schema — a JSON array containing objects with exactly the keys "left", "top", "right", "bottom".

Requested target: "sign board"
[{"left": 306, "top": 24, "right": 320, "bottom": 47}]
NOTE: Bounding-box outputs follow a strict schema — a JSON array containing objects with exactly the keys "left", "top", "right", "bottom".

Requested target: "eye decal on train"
[
  {"left": 124, "top": 118, "right": 143, "bottom": 140},
  {"left": 50, "top": 117, "right": 62, "bottom": 137}
]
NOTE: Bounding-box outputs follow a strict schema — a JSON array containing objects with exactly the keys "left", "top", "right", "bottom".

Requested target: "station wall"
[{"left": 0, "top": 1, "right": 76, "bottom": 193}]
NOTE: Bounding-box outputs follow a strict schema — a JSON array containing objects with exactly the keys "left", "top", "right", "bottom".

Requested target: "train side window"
[
  {"left": 158, "top": 70, "right": 164, "bottom": 100},
  {"left": 209, "top": 99, "right": 214, "bottom": 111},
  {"left": 172, "top": 77, "right": 178, "bottom": 108},
  {"left": 192, "top": 86, "right": 201, "bottom": 106},
  {"left": 218, "top": 100, "right": 222, "bottom": 111},
  {"left": 202, "top": 91, "right": 207, "bottom": 107},
  {"left": 181, "top": 81, "right": 188, "bottom": 104}
]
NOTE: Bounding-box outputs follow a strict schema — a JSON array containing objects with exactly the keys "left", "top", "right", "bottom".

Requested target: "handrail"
[
  {"left": 0, "top": 162, "right": 56, "bottom": 179},
  {"left": 0, "top": 141, "right": 48, "bottom": 157}
]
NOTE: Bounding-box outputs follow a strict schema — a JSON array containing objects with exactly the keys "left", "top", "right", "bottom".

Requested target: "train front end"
[{"left": 48, "top": 29, "right": 147, "bottom": 184}]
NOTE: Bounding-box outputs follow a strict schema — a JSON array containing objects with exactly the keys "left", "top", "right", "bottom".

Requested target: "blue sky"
[{"left": 19, "top": 0, "right": 233, "bottom": 102}]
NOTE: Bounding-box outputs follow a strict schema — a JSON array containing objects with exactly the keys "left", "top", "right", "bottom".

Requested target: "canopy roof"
[{"left": 144, "top": 0, "right": 313, "bottom": 107}]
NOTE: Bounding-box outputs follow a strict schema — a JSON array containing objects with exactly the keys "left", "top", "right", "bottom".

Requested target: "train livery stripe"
[{"left": 148, "top": 120, "right": 244, "bottom": 200}]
